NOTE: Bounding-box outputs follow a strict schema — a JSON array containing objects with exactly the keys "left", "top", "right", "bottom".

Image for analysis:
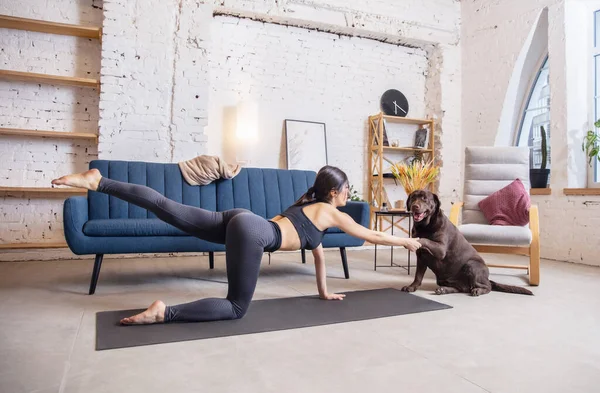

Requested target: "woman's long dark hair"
[{"left": 293, "top": 165, "right": 349, "bottom": 206}]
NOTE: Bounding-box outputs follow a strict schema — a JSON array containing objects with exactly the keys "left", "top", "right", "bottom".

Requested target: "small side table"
[{"left": 374, "top": 210, "right": 413, "bottom": 274}]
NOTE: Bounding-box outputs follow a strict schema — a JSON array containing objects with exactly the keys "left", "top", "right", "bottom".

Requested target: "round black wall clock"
[{"left": 380, "top": 89, "right": 409, "bottom": 117}]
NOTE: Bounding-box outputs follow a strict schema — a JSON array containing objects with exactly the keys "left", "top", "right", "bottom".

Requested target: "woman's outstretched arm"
[{"left": 330, "top": 210, "right": 422, "bottom": 252}]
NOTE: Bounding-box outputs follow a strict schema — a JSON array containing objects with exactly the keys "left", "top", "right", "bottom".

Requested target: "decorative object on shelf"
[
  {"left": 414, "top": 128, "right": 428, "bottom": 149},
  {"left": 382, "top": 119, "right": 390, "bottom": 146},
  {"left": 348, "top": 185, "right": 365, "bottom": 202},
  {"left": 284, "top": 119, "right": 327, "bottom": 172},
  {"left": 530, "top": 125, "right": 550, "bottom": 188},
  {"left": 391, "top": 139, "right": 399, "bottom": 147},
  {"left": 390, "top": 160, "right": 440, "bottom": 195},
  {"left": 380, "top": 202, "right": 388, "bottom": 212},
  {"left": 582, "top": 119, "right": 600, "bottom": 165},
  {"left": 380, "top": 89, "right": 409, "bottom": 117},
  {"left": 394, "top": 200, "right": 405, "bottom": 210},
  {"left": 405, "top": 150, "right": 425, "bottom": 166}
]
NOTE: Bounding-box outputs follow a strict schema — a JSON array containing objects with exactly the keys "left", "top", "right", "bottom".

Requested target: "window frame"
[
  {"left": 514, "top": 56, "right": 550, "bottom": 172},
  {"left": 590, "top": 10, "right": 600, "bottom": 187}
]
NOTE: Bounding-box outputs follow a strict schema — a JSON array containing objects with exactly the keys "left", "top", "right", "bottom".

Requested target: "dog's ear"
[
  {"left": 432, "top": 193, "right": 441, "bottom": 214},
  {"left": 406, "top": 192, "right": 414, "bottom": 212}
]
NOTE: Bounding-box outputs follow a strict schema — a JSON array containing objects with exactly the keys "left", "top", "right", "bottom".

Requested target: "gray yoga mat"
[{"left": 96, "top": 288, "right": 451, "bottom": 350}]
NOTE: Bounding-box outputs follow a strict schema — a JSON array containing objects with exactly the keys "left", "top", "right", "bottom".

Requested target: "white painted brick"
[{"left": 1, "top": 0, "right": 464, "bottom": 261}]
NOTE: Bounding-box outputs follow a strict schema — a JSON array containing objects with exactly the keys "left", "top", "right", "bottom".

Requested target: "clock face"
[{"left": 380, "top": 89, "right": 409, "bottom": 117}]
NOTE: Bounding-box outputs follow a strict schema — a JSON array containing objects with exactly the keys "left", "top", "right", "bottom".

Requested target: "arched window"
[
  {"left": 515, "top": 57, "right": 550, "bottom": 170},
  {"left": 593, "top": 10, "right": 600, "bottom": 183}
]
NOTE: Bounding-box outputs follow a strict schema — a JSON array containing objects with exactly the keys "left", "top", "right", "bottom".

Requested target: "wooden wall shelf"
[
  {"left": 0, "top": 127, "right": 97, "bottom": 141},
  {"left": 0, "top": 187, "right": 87, "bottom": 195},
  {"left": 369, "top": 114, "right": 433, "bottom": 126},
  {"left": 530, "top": 188, "right": 551, "bottom": 195},
  {"left": 0, "top": 69, "right": 99, "bottom": 88},
  {"left": 563, "top": 188, "right": 600, "bottom": 196},
  {"left": 0, "top": 242, "right": 68, "bottom": 250},
  {"left": 373, "top": 146, "right": 433, "bottom": 153},
  {"left": 0, "top": 15, "right": 101, "bottom": 39}
]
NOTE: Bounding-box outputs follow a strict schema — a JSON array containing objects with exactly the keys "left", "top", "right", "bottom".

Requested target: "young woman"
[{"left": 52, "top": 165, "right": 421, "bottom": 325}]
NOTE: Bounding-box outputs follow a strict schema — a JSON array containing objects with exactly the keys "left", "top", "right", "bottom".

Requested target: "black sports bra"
[{"left": 280, "top": 202, "right": 325, "bottom": 250}]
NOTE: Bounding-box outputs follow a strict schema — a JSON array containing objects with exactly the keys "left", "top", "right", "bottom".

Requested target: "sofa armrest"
[
  {"left": 338, "top": 201, "right": 370, "bottom": 228},
  {"left": 63, "top": 196, "right": 89, "bottom": 255},
  {"left": 449, "top": 201, "right": 464, "bottom": 226}
]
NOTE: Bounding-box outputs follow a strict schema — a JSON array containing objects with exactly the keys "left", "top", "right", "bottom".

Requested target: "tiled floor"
[{"left": 1, "top": 249, "right": 599, "bottom": 393}]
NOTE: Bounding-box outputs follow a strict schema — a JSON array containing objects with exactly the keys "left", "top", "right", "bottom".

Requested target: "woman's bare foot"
[
  {"left": 120, "top": 300, "right": 166, "bottom": 325},
  {"left": 51, "top": 168, "right": 102, "bottom": 191}
]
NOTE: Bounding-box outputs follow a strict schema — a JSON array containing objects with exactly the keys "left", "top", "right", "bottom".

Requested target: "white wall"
[
  {"left": 99, "top": 0, "right": 211, "bottom": 162},
  {"left": 462, "top": 0, "right": 600, "bottom": 266},
  {"left": 207, "top": 16, "right": 428, "bottom": 197},
  {"left": 0, "top": 0, "right": 462, "bottom": 261}
]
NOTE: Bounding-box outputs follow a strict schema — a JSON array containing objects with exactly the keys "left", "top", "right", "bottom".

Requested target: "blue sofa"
[{"left": 63, "top": 160, "right": 370, "bottom": 294}]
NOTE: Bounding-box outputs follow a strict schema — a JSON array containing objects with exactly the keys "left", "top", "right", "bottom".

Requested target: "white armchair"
[{"left": 449, "top": 147, "right": 540, "bottom": 286}]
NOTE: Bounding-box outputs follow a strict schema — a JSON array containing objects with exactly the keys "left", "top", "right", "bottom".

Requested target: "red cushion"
[{"left": 478, "top": 179, "right": 530, "bottom": 226}]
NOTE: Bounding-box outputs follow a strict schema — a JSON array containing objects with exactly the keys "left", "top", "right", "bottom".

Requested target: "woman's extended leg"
[
  {"left": 52, "top": 169, "right": 244, "bottom": 244},
  {"left": 53, "top": 170, "right": 275, "bottom": 325}
]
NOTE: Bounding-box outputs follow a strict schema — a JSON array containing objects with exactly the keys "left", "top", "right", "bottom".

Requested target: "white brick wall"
[
  {"left": 1, "top": 0, "right": 462, "bottom": 261},
  {"left": 98, "top": 0, "right": 211, "bottom": 162},
  {"left": 0, "top": 1, "right": 102, "bottom": 253},
  {"left": 207, "top": 16, "right": 428, "bottom": 203},
  {"left": 462, "top": 0, "right": 600, "bottom": 267},
  {"left": 207, "top": 0, "right": 463, "bottom": 209}
]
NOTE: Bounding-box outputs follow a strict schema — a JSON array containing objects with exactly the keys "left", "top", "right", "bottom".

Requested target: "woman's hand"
[
  {"left": 320, "top": 293, "right": 346, "bottom": 301},
  {"left": 403, "top": 238, "right": 422, "bottom": 252}
]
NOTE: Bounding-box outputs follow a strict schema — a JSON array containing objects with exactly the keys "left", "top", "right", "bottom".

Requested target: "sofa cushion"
[
  {"left": 459, "top": 224, "right": 532, "bottom": 246},
  {"left": 83, "top": 219, "right": 188, "bottom": 237},
  {"left": 477, "top": 178, "right": 530, "bottom": 226}
]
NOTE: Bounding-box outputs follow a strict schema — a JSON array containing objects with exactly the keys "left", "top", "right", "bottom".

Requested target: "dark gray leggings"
[{"left": 97, "top": 177, "right": 279, "bottom": 322}]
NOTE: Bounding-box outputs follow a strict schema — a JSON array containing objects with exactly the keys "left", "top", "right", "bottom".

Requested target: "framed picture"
[
  {"left": 414, "top": 128, "right": 428, "bottom": 149},
  {"left": 382, "top": 119, "right": 390, "bottom": 146},
  {"left": 285, "top": 119, "right": 328, "bottom": 172}
]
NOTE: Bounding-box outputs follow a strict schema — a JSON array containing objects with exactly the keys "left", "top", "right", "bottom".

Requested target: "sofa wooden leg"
[
  {"left": 301, "top": 249, "right": 306, "bottom": 264},
  {"left": 209, "top": 252, "right": 214, "bottom": 270},
  {"left": 89, "top": 254, "right": 104, "bottom": 295},
  {"left": 340, "top": 247, "right": 349, "bottom": 279}
]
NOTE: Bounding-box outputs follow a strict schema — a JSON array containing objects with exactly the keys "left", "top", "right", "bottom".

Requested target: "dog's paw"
[
  {"left": 434, "top": 287, "right": 446, "bottom": 295},
  {"left": 470, "top": 288, "right": 481, "bottom": 297},
  {"left": 401, "top": 286, "right": 417, "bottom": 292}
]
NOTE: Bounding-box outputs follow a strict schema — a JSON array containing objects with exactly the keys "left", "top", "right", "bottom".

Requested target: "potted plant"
[
  {"left": 582, "top": 119, "right": 600, "bottom": 165},
  {"left": 348, "top": 185, "right": 365, "bottom": 202},
  {"left": 390, "top": 160, "right": 440, "bottom": 195},
  {"left": 530, "top": 125, "right": 550, "bottom": 188}
]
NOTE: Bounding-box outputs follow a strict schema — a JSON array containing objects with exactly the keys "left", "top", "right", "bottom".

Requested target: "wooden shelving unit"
[
  {"left": 0, "top": 187, "right": 87, "bottom": 195},
  {"left": 0, "top": 242, "right": 68, "bottom": 250},
  {"left": 0, "top": 127, "right": 97, "bottom": 141},
  {"left": 0, "top": 69, "right": 99, "bottom": 88},
  {"left": 0, "top": 15, "right": 101, "bottom": 39},
  {"left": 367, "top": 112, "right": 436, "bottom": 229}
]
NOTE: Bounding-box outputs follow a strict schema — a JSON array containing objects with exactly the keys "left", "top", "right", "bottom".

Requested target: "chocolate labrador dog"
[{"left": 402, "top": 190, "right": 533, "bottom": 296}]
